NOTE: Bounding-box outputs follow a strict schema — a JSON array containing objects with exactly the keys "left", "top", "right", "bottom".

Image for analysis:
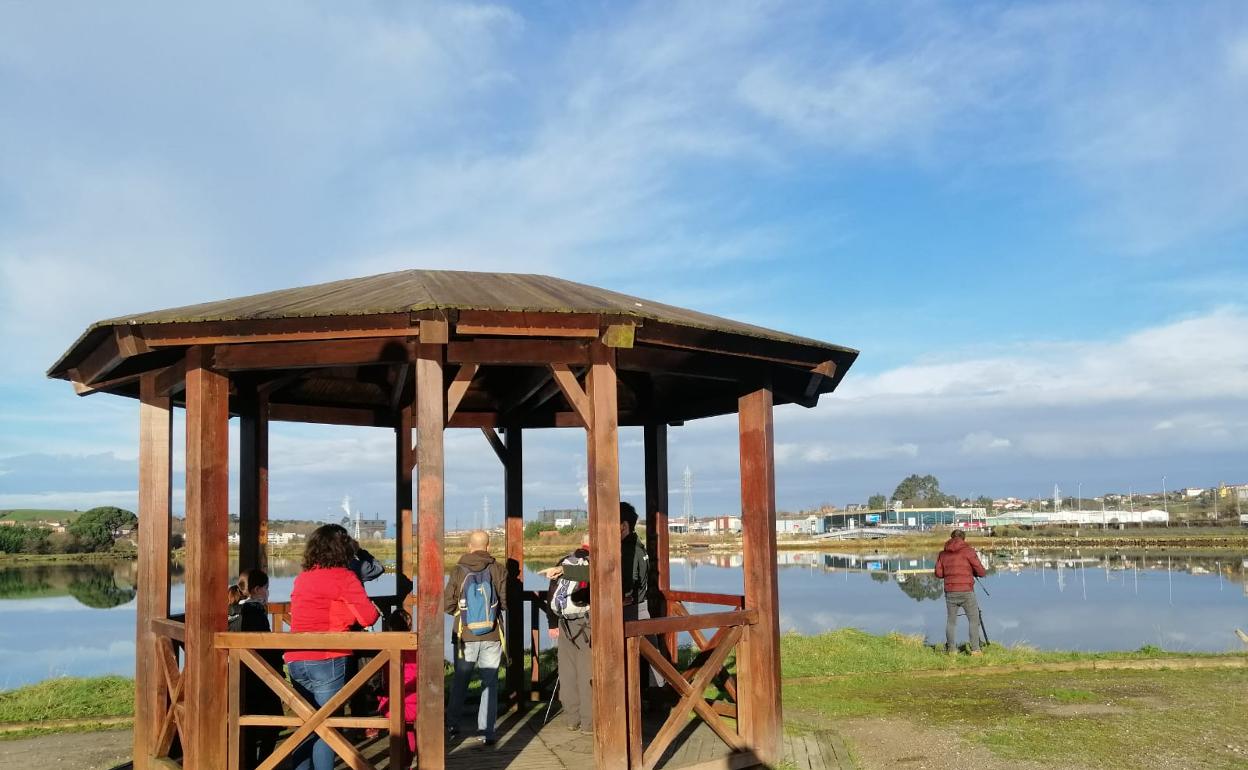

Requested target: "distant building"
[
  {"left": 706, "top": 516, "right": 741, "bottom": 534},
  {"left": 538, "top": 508, "right": 586, "bottom": 526},
  {"left": 355, "top": 517, "right": 387, "bottom": 540},
  {"left": 1182, "top": 488, "right": 1206, "bottom": 498},
  {"left": 554, "top": 518, "right": 574, "bottom": 528},
  {"left": 267, "top": 532, "right": 300, "bottom": 546}
]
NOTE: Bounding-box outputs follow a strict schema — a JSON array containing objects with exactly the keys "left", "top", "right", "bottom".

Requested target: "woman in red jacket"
[{"left": 285, "top": 525, "right": 380, "bottom": 770}]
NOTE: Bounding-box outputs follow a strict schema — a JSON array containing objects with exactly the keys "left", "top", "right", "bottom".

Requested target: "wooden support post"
[
  {"left": 738, "top": 386, "right": 782, "bottom": 764},
  {"left": 503, "top": 425, "right": 526, "bottom": 706},
  {"left": 587, "top": 343, "right": 627, "bottom": 770},
  {"left": 396, "top": 404, "right": 415, "bottom": 606},
  {"left": 134, "top": 372, "right": 172, "bottom": 770},
  {"left": 415, "top": 330, "right": 446, "bottom": 769},
  {"left": 238, "top": 390, "right": 269, "bottom": 572},
  {"left": 643, "top": 422, "right": 674, "bottom": 661},
  {"left": 184, "top": 346, "right": 231, "bottom": 769}
]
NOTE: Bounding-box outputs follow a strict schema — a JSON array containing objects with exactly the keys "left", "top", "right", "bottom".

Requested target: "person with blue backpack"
[{"left": 443, "top": 529, "right": 508, "bottom": 746}]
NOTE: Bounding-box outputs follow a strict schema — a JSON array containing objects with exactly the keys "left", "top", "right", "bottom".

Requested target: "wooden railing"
[
  {"left": 151, "top": 618, "right": 186, "bottom": 765},
  {"left": 215, "top": 631, "right": 418, "bottom": 770},
  {"left": 624, "top": 593, "right": 756, "bottom": 770}
]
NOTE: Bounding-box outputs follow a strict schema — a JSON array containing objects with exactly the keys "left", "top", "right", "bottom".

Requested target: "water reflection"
[
  {"left": 0, "top": 563, "right": 138, "bottom": 608},
  {"left": 0, "top": 549, "right": 1244, "bottom": 688}
]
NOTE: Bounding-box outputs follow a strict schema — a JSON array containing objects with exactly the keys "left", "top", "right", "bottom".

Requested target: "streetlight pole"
[{"left": 1162, "top": 476, "right": 1168, "bottom": 527}]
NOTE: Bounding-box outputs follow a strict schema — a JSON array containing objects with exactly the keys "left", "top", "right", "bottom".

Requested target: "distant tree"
[
  {"left": 896, "top": 573, "right": 945, "bottom": 602},
  {"left": 69, "top": 506, "right": 137, "bottom": 552},
  {"left": 170, "top": 533, "right": 186, "bottom": 550},
  {"left": 974, "top": 496, "right": 994, "bottom": 510},
  {"left": 891, "top": 475, "right": 955, "bottom": 507},
  {"left": 68, "top": 569, "right": 136, "bottom": 609},
  {"left": 867, "top": 494, "right": 887, "bottom": 510},
  {"left": 0, "top": 524, "right": 51, "bottom": 554}
]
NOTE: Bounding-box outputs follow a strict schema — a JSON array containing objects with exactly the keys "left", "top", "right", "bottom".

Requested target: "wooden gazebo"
[{"left": 48, "top": 270, "right": 857, "bottom": 770}]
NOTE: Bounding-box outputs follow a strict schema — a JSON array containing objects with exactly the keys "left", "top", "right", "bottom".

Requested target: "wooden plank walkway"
[{"left": 367, "top": 703, "right": 855, "bottom": 770}]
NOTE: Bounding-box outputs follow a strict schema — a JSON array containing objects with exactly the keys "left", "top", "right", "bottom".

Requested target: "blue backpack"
[{"left": 456, "top": 566, "right": 498, "bottom": 636}]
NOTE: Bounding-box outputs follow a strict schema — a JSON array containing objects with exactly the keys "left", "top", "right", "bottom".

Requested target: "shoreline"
[{"left": 4, "top": 529, "right": 1246, "bottom": 566}]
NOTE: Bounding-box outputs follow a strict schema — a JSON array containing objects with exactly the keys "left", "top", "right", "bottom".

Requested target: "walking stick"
[{"left": 543, "top": 677, "right": 561, "bottom": 725}]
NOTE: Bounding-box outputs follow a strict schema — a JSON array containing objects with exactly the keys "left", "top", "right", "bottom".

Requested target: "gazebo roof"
[{"left": 48, "top": 269, "right": 857, "bottom": 425}]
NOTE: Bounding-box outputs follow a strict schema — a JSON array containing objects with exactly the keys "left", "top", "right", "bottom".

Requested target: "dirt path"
[
  {"left": 0, "top": 727, "right": 131, "bottom": 769},
  {"left": 839, "top": 717, "right": 1081, "bottom": 770}
]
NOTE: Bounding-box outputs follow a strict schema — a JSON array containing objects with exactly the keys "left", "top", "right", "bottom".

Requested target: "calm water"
[{"left": 1, "top": 549, "right": 1245, "bottom": 688}]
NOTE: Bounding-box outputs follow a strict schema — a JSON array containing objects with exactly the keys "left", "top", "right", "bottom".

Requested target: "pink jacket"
[{"left": 378, "top": 651, "right": 419, "bottom": 723}]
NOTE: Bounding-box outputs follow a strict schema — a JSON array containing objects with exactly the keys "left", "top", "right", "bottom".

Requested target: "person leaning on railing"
[
  {"left": 284, "top": 524, "right": 381, "bottom": 770},
  {"left": 229, "top": 568, "right": 283, "bottom": 770}
]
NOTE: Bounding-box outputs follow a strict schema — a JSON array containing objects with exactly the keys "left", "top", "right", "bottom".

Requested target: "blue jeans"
[
  {"left": 288, "top": 656, "right": 348, "bottom": 770},
  {"left": 447, "top": 639, "right": 503, "bottom": 740}
]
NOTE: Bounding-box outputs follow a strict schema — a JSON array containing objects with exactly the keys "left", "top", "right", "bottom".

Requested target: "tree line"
[
  {"left": 867, "top": 475, "right": 993, "bottom": 511},
  {"left": 0, "top": 506, "right": 138, "bottom": 555}
]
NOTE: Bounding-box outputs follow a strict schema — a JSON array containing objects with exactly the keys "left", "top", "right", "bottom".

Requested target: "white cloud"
[{"left": 960, "top": 432, "right": 1012, "bottom": 455}]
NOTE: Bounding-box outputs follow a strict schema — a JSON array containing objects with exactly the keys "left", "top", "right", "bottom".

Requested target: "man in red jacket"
[{"left": 934, "top": 529, "right": 987, "bottom": 655}]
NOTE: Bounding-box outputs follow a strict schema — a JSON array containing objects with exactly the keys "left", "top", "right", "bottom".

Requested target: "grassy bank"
[
  {"left": 782, "top": 630, "right": 1248, "bottom": 769},
  {"left": 0, "top": 551, "right": 135, "bottom": 566},
  {"left": 0, "top": 676, "right": 133, "bottom": 739}
]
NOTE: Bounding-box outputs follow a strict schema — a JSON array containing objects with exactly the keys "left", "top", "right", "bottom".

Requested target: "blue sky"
[{"left": 1, "top": 1, "right": 1246, "bottom": 524}]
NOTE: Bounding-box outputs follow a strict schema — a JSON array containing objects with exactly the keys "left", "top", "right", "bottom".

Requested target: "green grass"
[
  {"left": 777, "top": 627, "right": 1244, "bottom": 679},
  {"left": 0, "top": 509, "right": 80, "bottom": 524},
  {"left": 0, "top": 676, "right": 133, "bottom": 725},
  {"left": 782, "top": 641, "right": 1248, "bottom": 770}
]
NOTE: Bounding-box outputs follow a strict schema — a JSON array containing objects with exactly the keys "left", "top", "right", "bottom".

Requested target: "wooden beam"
[
  {"left": 804, "top": 360, "right": 837, "bottom": 399},
  {"left": 503, "top": 425, "right": 525, "bottom": 707},
  {"left": 389, "top": 363, "right": 410, "bottom": 413},
  {"left": 238, "top": 390, "right": 269, "bottom": 572},
  {"left": 644, "top": 423, "right": 674, "bottom": 661},
  {"left": 396, "top": 404, "right": 414, "bottom": 607},
  {"left": 550, "top": 364, "right": 591, "bottom": 426},
  {"left": 624, "top": 609, "right": 757, "bottom": 637},
  {"left": 269, "top": 403, "right": 396, "bottom": 428},
  {"left": 138, "top": 314, "right": 416, "bottom": 347},
  {"left": 481, "top": 427, "right": 507, "bottom": 464},
  {"left": 134, "top": 374, "right": 172, "bottom": 770},
  {"left": 586, "top": 343, "right": 627, "bottom": 770},
  {"left": 183, "top": 347, "right": 230, "bottom": 769},
  {"left": 76, "top": 327, "right": 151, "bottom": 385},
  {"left": 154, "top": 359, "right": 187, "bottom": 397},
  {"left": 601, "top": 323, "right": 635, "bottom": 349},
  {"left": 415, "top": 335, "right": 446, "bottom": 769},
  {"left": 456, "top": 310, "right": 600, "bottom": 338},
  {"left": 447, "top": 411, "right": 498, "bottom": 428},
  {"left": 211, "top": 336, "right": 413, "bottom": 371},
  {"left": 498, "top": 367, "right": 556, "bottom": 415},
  {"left": 635, "top": 322, "right": 830, "bottom": 367},
  {"left": 445, "top": 363, "right": 478, "bottom": 420},
  {"left": 70, "top": 369, "right": 141, "bottom": 396},
  {"left": 738, "top": 386, "right": 782, "bottom": 764},
  {"left": 447, "top": 339, "right": 590, "bottom": 365}
]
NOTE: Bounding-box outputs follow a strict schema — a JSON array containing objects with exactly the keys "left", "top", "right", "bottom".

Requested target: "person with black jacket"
[
  {"left": 229, "top": 569, "right": 283, "bottom": 770},
  {"left": 539, "top": 501, "right": 652, "bottom": 732}
]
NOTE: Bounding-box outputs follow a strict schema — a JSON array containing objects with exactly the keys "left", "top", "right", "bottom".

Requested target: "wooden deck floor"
[{"left": 356, "top": 702, "right": 852, "bottom": 770}]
